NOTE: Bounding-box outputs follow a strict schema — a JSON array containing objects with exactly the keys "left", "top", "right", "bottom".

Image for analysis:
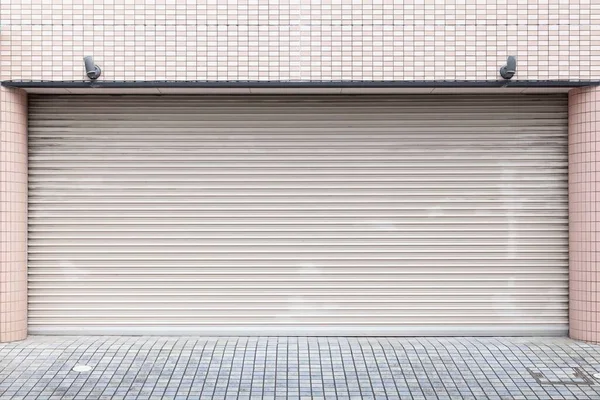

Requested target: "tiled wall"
[
  {"left": 1, "top": 1, "right": 599, "bottom": 82},
  {"left": 569, "top": 86, "right": 600, "bottom": 343},
  {"left": 0, "top": 87, "right": 27, "bottom": 343},
  {"left": 1, "top": 1, "right": 600, "bottom": 342}
]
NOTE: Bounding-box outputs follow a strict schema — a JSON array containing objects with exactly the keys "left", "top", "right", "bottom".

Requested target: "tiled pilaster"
[
  {"left": 569, "top": 86, "right": 600, "bottom": 343},
  {"left": 0, "top": 87, "right": 27, "bottom": 342}
]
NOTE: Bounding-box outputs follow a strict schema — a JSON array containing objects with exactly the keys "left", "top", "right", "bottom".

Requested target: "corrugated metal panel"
[{"left": 27, "top": 94, "right": 569, "bottom": 335}]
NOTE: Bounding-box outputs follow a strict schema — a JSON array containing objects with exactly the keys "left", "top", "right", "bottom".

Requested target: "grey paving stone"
[{"left": 1, "top": 337, "right": 600, "bottom": 398}]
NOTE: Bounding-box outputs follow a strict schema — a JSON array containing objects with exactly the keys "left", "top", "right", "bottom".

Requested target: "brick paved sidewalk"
[{"left": 1, "top": 336, "right": 600, "bottom": 399}]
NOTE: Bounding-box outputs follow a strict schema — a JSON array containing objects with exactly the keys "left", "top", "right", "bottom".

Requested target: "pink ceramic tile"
[
  {"left": 569, "top": 86, "right": 600, "bottom": 343},
  {"left": 0, "top": 2, "right": 598, "bottom": 81},
  {"left": 0, "top": 87, "right": 27, "bottom": 343},
  {"left": 0, "top": 1, "right": 598, "bottom": 344}
]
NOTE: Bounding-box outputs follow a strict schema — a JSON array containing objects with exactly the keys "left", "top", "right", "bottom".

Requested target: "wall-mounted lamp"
[
  {"left": 499, "top": 56, "right": 516, "bottom": 80},
  {"left": 83, "top": 56, "right": 101, "bottom": 80}
]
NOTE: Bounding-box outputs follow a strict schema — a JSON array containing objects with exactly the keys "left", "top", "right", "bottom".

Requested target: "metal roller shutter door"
[{"left": 27, "top": 94, "right": 568, "bottom": 335}]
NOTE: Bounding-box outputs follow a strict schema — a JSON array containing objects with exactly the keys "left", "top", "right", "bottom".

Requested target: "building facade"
[{"left": 1, "top": 1, "right": 599, "bottom": 342}]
